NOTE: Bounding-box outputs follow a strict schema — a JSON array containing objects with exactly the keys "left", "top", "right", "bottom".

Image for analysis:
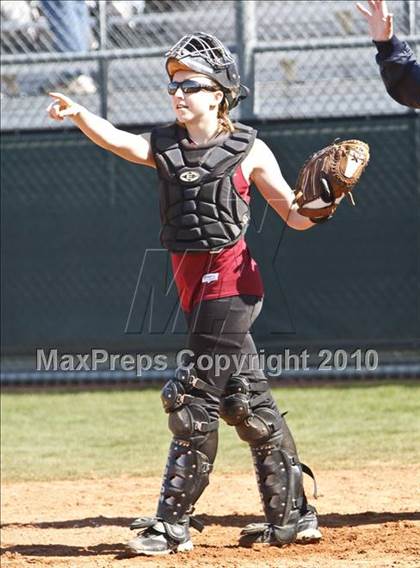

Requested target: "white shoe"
[{"left": 295, "top": 506, "right": 322, "bottom": 543}]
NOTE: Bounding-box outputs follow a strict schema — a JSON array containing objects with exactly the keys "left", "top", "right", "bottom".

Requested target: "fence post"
[
  {"left": 235, "top": 0, "right": 256, "bottom": 120},
  {"left": 98, "top": 0, "right": 108, "bottom": 119},
  {"left": 407, "top": 0, "right": 416, "bottom": 36}
]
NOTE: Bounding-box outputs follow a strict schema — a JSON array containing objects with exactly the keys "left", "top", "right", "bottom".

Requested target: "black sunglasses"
[{"left": 167, "top": 79, "right": 220, "bottom": 95}]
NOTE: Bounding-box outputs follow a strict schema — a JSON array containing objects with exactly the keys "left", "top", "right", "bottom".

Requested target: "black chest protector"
[{"left": 151, "top": 122, "right": 257, "bottom": 252}]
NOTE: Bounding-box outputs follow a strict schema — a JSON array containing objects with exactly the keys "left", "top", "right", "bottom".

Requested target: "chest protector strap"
[{"left": 151, "top": 122, "right": 257, "bottom": 252}]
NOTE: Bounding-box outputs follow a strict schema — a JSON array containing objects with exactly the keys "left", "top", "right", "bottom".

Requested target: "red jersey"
[{"left": 171, "top": 166, "right": 264, "bottom": 313}]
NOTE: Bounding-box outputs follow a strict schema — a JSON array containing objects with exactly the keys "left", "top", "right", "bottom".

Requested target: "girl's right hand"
[{"left": 47, "top": 92, "right": 84, "bottom": 121}]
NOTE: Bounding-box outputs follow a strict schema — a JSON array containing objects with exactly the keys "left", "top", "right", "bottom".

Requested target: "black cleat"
[
  {"left": 239, "top": 522, "right": 297, "bottom": 548},
  {"left": 127, "top": 517, "right": 193, "bottom": 556}
]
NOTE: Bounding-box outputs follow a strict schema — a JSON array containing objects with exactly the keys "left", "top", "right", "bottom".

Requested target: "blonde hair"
[
  {"left": 217, "top": 97, "right": 235, "bottom": 133},
  {"left": 176, "top": 97, "right": 235, "bottom": 135}
]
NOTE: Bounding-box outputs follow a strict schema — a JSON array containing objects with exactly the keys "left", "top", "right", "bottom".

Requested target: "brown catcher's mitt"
[{"left": 293, "top": 139, "right": 370, "bottom": 220}]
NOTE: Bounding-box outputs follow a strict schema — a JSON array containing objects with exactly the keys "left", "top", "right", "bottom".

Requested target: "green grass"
[{"left": 2, "top": 382, "right": 419, "bottom": 482}]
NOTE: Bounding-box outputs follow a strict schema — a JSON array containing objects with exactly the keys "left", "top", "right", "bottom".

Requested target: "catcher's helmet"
[{"left": 165, "top": 32, "right": 249, "bottom": 110}]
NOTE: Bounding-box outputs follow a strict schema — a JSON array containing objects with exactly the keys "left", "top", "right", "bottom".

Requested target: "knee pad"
[
  {"left": 220, "top": 376, "right": 252, "bottom": 425},
  {"left": 235, "top": 405, "right": 282, "bottom": 444},
  {"left": 161, "top": 366, "right": 219, "bottom": 440},
  {"left": 222, "top": 378, "right": 291, "bottom": 447},
  {"left": 169, "top": 403, "right": 218, "bottom": 438},
  {"left": 161, "top": 367, "right": 198, "bottom": 414},
  {"left": 161, "top": 367, "right": 222, "bottom": 414},
  {"left": 220, "top": 376, "right": 270, "bottom": 427}
]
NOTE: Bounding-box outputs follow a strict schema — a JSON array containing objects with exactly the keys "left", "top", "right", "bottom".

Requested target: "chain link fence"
[
  {"left": 1, "top": 1, "right": 419, "bottom": 130},
  {"left": 2, "top": 114, "right": 419, "bottom": 381},
  {"left": 1, "top": 1, "right": 419, "bottom": 383}
]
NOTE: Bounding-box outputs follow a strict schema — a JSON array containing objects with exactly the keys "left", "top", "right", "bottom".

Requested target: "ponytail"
[
  {"left": 175, "top": 90, "right": 235, "bottom": 136},
  {"left": 217, "top": 97, "right": 235, "bottom": 133}
]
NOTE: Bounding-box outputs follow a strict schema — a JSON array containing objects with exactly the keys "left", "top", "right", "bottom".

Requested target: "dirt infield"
[{"left": 2, "top": 466, "right": 419, "bottom": 568}]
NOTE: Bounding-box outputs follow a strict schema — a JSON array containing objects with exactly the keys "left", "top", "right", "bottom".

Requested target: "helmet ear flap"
[
  {"left": 226, "top": 65, "right": 238, "bottom": 84},
  {"left": 225, "top": 91, "right": 235, "bottom": 110},
  {"left": 226, "top": 85, "right": 250, "bottom": 110},
  {"left": 239, "top": 84, "right": 250, "bottom": 100}
]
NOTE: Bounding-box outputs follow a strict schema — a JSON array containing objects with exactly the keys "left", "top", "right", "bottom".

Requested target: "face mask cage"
[{"left": 165, "top": 33, "right": 235, "bottom": 71}]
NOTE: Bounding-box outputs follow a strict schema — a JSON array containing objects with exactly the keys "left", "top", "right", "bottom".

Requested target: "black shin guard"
[
  {"left": 221, "top": 377, "right": 308, "bottom": 546},
  {"left": 248, "top": 435, "right": 303, "bottom": 543},
  {"left": 156, "top": 428, "right": 218, "bottom": 522},
  {"left": 156, "top": 367, "right": 220, "bottom": 524}
]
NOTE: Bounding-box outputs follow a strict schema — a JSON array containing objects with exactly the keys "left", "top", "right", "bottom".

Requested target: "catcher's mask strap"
[
  {"left": 235, "top": 84, "right": 250, "bottom": 106},
  {"left": 238, "top": 84, "right": 249, "bottom": 100},
  {"left": 226, "top": 84, "right": 249, "bottom": 110}
]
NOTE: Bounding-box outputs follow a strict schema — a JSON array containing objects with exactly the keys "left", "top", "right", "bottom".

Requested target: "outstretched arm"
[
  {"left": 249, "top": 139, "right": 315, "bottom": 231},
  {"left": 47, "top": 92, "right": 156, "bottom": 167},
  {"left": 356, "top": 0, "right": 420, "bottom": 109}
]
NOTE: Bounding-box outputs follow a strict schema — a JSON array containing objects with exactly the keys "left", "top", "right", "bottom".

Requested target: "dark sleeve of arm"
[{"left": 374, "top": 35, "right": 420, "bottom": 109}]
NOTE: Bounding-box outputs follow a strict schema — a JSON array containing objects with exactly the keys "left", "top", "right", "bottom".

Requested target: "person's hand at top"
[
  {"left": 47, "top": 92, "right": 85, "bottom": 121},
  {"left": 356, "top": 0, "right": 393, "bottom": 41}
]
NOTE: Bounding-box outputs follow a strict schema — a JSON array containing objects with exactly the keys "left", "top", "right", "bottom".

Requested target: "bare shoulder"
[
  {"left": 252, "top": 137, "right": 270, "bottom": 152},
  {"left": 242, "top": 137, "right": 275, "bottom": 182},
  {"left": 249, "top": 138, "right": 275, "bottom": 165}
]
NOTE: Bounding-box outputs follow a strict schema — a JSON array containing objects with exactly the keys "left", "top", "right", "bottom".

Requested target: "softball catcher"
[
  {"left": 127, "top": 33, "right": 367, "bottom": 556},
  {"left": 47, "top": 31, "right": 369, "bottom": 557}
]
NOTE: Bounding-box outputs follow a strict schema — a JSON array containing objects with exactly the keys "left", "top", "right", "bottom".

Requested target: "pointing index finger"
[{"left": 48, "top": 92, "right": 73, "bottom": 105}]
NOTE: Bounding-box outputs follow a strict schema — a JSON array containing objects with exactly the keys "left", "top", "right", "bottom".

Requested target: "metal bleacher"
[{"left": 1, "top": 0, "right": 417, "bottom": 131}]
